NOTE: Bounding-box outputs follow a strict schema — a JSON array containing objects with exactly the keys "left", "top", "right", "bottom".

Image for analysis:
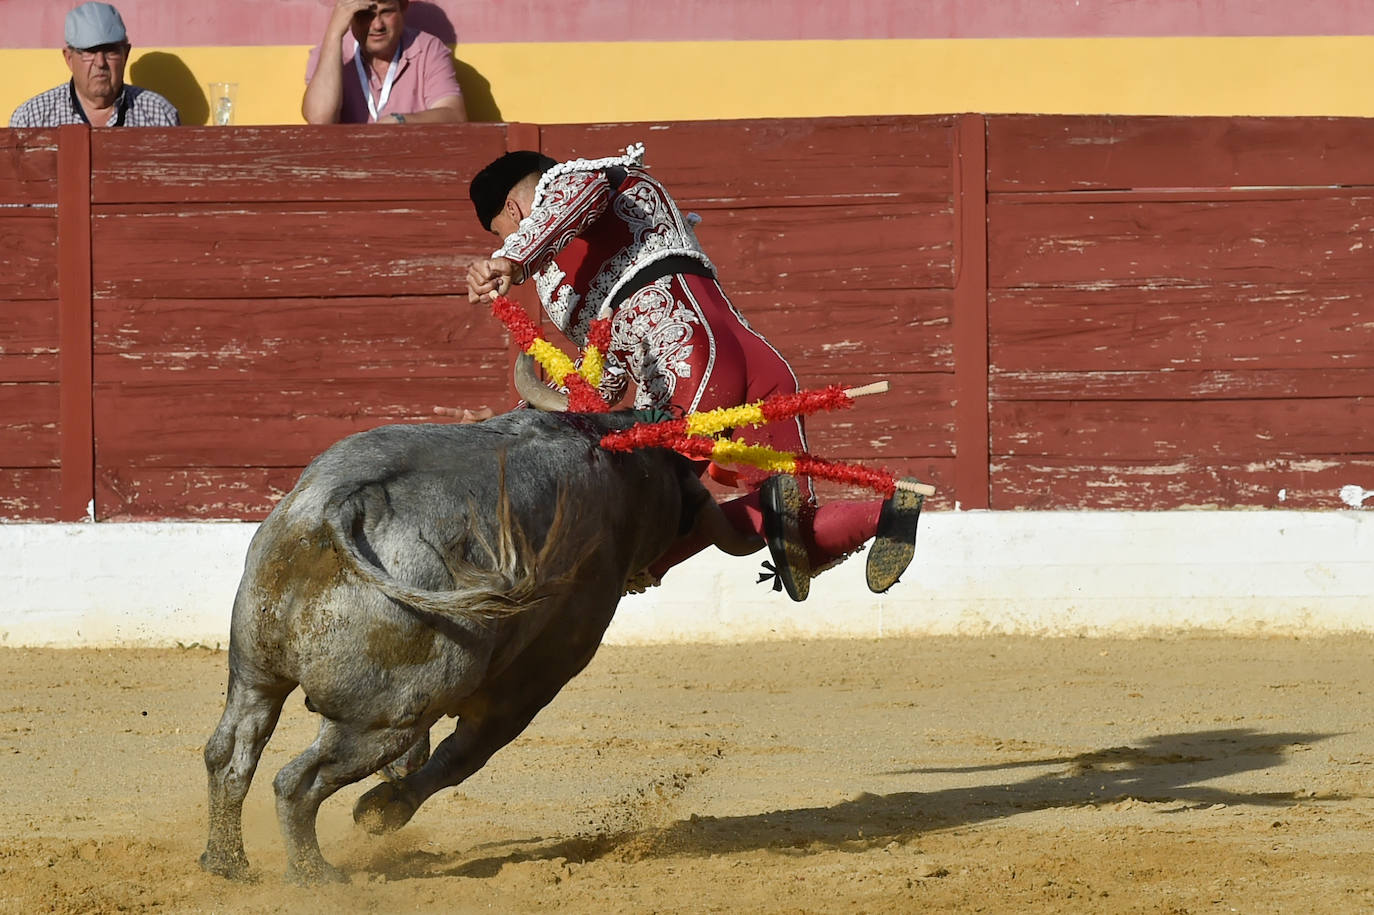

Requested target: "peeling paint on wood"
[
  {"left": 0, "top": 468, "right": 61, "bottom": 519},
  {"left": 992, "top": 458, "right": 1374, "bottom": 511},
  {"left": 5, "top": 117, "right": 1374, "bottom": 518},
  {"left": 0, "top": 214, "right": 58, "bottom": 300},
  {"left": 0, "top": 383, "right": 59, "bottom": 466},
  {"left": 541, "top": 116, "right": 958, "bottom": 204},
  {"left": 0, "top": 129, "right": 60, "bottom": 205},
  {"left": 91, "top": 125, "right": 509, "bottom": 204}
]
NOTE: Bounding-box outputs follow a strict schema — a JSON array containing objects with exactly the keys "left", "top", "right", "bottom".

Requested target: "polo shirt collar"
[
  {"left": 68, "top": 79, "right": 129, "bottom": 126},
  {"left": 351, "top": 28, "right": 416, "bottom": 80}
]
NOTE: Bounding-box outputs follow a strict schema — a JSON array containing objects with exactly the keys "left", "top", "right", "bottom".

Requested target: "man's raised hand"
[{"left": 328, "top": 0, "right": 378, "bottom": 39}]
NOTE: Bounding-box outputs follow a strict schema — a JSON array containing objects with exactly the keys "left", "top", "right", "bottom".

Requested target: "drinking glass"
[{"left": 207, "top": 82, "right": 238, "bottom": 125}]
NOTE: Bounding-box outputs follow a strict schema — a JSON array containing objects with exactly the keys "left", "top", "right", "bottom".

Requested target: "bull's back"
[{"left": 228, "top": 412, "right": 689, "bottom": 682}]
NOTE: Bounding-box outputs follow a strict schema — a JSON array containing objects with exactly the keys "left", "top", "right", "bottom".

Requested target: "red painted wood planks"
[
  {"left": 993, "top": 368, "right": 1374, "bottom": 401},
  {"left": 0, "top": 469, "right": 62, "bottom": 520},
  {"left": 0, "top": 129, "right": 59, "bottom": 205},
  {"left": 0, "top": 212, "right": 58, "bottom": 301},
  {"left": 90, "top": 126, "right": 509, "bottom": 204},
  {"left": 0, "top": 299, "right": 58, "bottom": 382},
  {"left": 93, "top": 296, "right": 507, "bottom": 381},
  {"left": 991, "top": 285, "right": 1374, "bottom": 375},
  {"left": 989, "top": 196, "right": 1374, "bottom": 289},
  {"left": 56, "top": 124, "right": 93, "bottom": 521},
  {"left": 729, "top": 288, "right": 954, "bottom": 375},
  {"left": 541, "top": 117, "right": 957, "bottom": 205},
  {"left": 94, "top": 377, "right": 513, "bottom": 469},
  {"left": 96, "top": 466, "right": 305, "bottom": 521},
  {"left": 801, "top": 372, "right": 956, "bottom": 460},
  {"left": 0, "top": 130, "right": 62, "bottom": 519},
  {"left": 953, "top": 113, "right": 990, "bottom": 509},
  {"left": 989, "top": 116, "right": 1374, "bottom": 193},
  {"left": 89, "top": 202, "right": 489, "bottom": 299},
  {"left": 991, "top": 398, "right": 1374, "bottom": 461},
  {"left": 700, "top": 202, "right": 954, "bottom": 293},
  {"left": 5, "top": 115, "right": 1374, "bottom": 518},
  {"left": 992, "top": 458, "right": 1374, "bottom": 511},
  {"left": 0, "top": 383, "right": 59, "bottom": 466}
]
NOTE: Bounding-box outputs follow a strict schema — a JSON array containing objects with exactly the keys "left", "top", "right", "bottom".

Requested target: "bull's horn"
[{"left": 513, "top": 353, "right": 571, "bottom": 412}]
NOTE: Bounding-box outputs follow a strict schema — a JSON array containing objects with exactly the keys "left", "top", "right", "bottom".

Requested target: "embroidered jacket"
[{"left": 494, "top": 144, "right": 713, "bottom": 346}]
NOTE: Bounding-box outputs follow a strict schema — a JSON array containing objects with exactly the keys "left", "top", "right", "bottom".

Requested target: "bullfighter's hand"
[
  {"left": 328, "top": 0, "right": 379, "bottom": 39},
  {"left": 432, "top": 405, "right": 494, "bottom": 423},
  {"left": 466, "top": 257, "right": 520, "bottom": 303}
]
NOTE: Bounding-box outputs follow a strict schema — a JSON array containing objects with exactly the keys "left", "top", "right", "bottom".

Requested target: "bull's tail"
[{"left": 322, "top": 467, "right": 590, "bottom": 630}]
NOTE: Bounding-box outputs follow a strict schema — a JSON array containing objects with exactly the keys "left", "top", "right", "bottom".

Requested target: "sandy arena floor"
[{"left": 1, "top": 635, "right": 1372, "bottom": 913}]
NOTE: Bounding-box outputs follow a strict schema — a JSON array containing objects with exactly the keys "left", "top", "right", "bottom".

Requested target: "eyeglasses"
[{"left": 67, "top": 43, "right": 128, "bottom": 62}]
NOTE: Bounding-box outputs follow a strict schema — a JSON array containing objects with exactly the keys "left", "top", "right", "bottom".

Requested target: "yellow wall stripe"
[{"left": 9, "top": 37, "right": 1374, "bottom": 127}]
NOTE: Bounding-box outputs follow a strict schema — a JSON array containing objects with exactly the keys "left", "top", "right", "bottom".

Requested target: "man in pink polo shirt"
[{"left": 303, "top": 0, "right": 466, "bottom": 124}]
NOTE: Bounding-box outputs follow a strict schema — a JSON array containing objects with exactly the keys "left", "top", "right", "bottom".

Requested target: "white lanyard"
[{"left": 354, "top": 37, "right": 401, "bottom": 122}]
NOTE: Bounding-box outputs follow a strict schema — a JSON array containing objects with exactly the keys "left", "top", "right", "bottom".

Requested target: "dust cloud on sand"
[{"left": 2, "top": 635, "right": 1372, "bottom": 913}]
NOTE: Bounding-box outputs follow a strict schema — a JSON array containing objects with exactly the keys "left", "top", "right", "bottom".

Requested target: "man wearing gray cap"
[{"left": 9, "top": 2, "right": 180, "bottom": 127}]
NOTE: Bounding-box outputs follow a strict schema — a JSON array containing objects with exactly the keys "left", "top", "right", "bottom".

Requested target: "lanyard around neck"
[{"left": 354, "top": 37, "right": 402, "bottom": 122}]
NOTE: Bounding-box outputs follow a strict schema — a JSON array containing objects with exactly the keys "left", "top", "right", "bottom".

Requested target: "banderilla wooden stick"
[
  {"left": 843, "top": 380, "right": 889, "bottom": 398},
  {"left": 834, "top": 380, "right": 935, "bottom": 496},
  {"left": 897, "top": 479, "right": 938, "bottom": 497}
]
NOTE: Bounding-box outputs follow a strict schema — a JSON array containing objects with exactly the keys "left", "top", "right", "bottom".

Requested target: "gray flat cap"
[{"left": 65, "top": 2, "right": 128, "bottom": 50}]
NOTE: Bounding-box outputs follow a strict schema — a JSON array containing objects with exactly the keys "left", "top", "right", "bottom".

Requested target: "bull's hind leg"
[
  {"left": 201, "top": 670, "right": 293, "bottom": 880},
  {"left": 273, "top": 717, "right": 425, "bottom": 884}
]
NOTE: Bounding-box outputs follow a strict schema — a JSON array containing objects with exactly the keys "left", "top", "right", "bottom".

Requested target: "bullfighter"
[{"left": 465, "top": 144, "right": 924, "bottom": 601}]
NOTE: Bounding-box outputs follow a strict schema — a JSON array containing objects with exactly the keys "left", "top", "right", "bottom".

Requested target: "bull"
[{"left": 199, "top": 405, "right": 759, "bottom": 884}]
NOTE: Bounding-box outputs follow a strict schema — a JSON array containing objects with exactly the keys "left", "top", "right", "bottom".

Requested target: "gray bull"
[{"left": 200, "top": 409, "right": 758, "bottom": 884}]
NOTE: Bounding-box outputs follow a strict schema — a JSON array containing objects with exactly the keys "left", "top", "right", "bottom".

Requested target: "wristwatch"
[{"left": 392, "top": 113, "right": 406, "bottom": 124}]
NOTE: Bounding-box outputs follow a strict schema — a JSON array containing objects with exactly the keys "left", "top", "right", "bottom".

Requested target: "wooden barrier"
[
  {"left": 986, "top": 115, "right": 1374, "bottom": 509},
  {"left": 2, "top": 114, "right": 1373, "bottom": 520},
  {"left": 1, "top": 128, "right": 62, "bottom": 519}
]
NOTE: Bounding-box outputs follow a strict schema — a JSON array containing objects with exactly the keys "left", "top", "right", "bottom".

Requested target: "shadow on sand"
[{"left": 353, "top": 727, "right": 1339, "bottom": 880}]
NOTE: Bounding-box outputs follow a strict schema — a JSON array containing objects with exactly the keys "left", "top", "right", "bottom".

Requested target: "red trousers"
[{"left": 610, "top": 273, "right": 882, "bottom": 576}]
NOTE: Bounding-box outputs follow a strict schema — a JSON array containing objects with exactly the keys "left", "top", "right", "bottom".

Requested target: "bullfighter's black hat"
[{"left": 469, "top": 150, "right": 558, "bottom": 231}]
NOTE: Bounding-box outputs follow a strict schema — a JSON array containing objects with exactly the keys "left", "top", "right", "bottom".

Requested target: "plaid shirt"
[{"left": 9, "top": 81, "right": 180, "bottom": 128}]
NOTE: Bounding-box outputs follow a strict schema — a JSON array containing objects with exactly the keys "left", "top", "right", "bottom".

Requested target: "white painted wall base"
[{"left": 3, "top": 511, "right": 1371, "bottom": 648}]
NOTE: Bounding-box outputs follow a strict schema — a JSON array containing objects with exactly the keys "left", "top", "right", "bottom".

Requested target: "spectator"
[
  {"left": 303, "top": 0, "right": 466, "bottom": 125},
  {"left": 9, "top": 2, "right": 179, "bottom": 128}
]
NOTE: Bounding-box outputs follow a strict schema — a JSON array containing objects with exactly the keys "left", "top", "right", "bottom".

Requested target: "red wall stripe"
[{"left": 4, "top": 0, "right": 1371, "bottom": 49}]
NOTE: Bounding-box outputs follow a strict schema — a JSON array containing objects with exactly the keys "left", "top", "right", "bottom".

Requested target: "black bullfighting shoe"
[
  {"left": 760, "top": 473, "right": 811, "bottom": 602},
  {"left": 865, "top": 480, "right": 925, "bottom": 594}
]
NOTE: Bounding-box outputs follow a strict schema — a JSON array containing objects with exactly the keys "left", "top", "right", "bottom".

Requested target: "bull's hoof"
[
  {"left": 199, "top": 848, "right": 254, "bottom": 882},
  {"left": 284, "top": 858, "right": 348, "bottom": 886},
  {"left": 353, "top": 780, "right": 419, "bottom": 835}
]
